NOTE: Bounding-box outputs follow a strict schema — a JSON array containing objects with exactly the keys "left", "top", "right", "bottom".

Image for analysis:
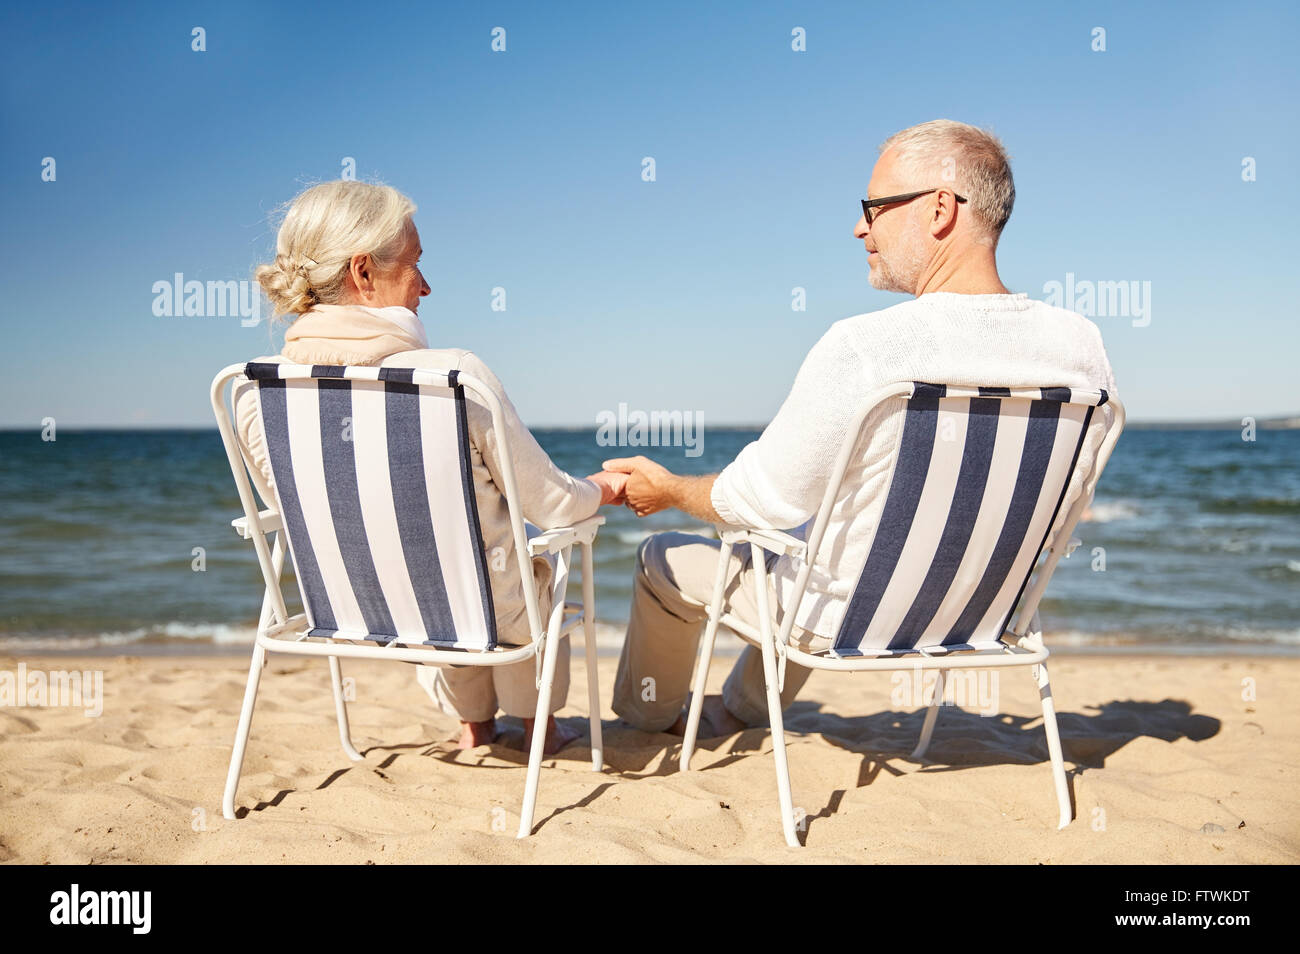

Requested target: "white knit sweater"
[{"left": 710, "top": 292, "right": 1119, "bottom": 638}]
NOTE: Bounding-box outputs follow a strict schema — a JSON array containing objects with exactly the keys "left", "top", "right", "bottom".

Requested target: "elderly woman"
[{"left": 236, "top": 180, "right": 624, "bottom": 754}]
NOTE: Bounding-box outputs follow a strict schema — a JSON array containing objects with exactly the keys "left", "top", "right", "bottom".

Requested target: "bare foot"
[
  {"left": 522, "top": 716, "right": 580, "bottom": 755},
  {"left": 458, "top": 719, "right": 497, "bottom": 749}
]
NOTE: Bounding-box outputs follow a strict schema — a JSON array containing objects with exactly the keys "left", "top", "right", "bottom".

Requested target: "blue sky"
[{"left": 2, "top": 0, "right": 1296, "bottom": 427}]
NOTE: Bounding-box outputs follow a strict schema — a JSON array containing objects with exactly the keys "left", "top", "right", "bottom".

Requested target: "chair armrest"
[
  {"left": 527, "top": 515, "right": 606, "bottom": 556},
  {"left": 1050, "top": 536, "right": 1083, "bottom": 558},
  {"left": 232, "top": 508, "right": 282, "bottom": 539},
  {"left": 718, "top": 526, "right": 807, "bottom": 559}
]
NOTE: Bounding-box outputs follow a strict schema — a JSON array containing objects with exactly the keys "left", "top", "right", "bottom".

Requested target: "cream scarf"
[{"left": 280, "top": 303, "right": 429, "bottom": 366}]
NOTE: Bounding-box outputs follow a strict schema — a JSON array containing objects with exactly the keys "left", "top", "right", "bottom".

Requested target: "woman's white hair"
[
  {"left": 255, "top": 180, "right": 417, "bottom": 318},
  {"left": 879, "top": 120, "right": 1015, "bottom": 243}
]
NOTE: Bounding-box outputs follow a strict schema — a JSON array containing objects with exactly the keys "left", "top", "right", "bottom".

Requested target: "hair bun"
[
  {"left": 255, "top": 254, "right": 319, "bottom": 316},
  {"left": 254, "top": 180, "right": 417, "bottom": 320}
]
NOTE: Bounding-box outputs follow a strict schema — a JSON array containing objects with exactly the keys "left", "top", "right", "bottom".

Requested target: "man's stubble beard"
[{"left": 868, "top": 217, "right": 926, "bottom": 295}]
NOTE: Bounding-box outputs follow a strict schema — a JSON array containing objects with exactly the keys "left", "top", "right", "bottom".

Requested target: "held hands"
[
  {"left": 585, "top": 470, "right": 629, "bottom": 507},
  {"left": 601, "top": 456, "right": 675, "bottom": 517}
]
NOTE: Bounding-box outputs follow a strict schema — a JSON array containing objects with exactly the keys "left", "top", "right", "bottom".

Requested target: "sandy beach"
[{"left": 1, "top": 647, "right": 1296, "bottom": 864}]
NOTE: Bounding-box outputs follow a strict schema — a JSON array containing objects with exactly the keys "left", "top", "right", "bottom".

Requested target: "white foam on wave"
[
  {"left": 12, "top": 620, "right": 1294, "bottom": 655},
  {"left": 0, "top": 622, "right": 258, "bottom": 653},
  {"left": 1043, "top": 629, "right": 1136, "bottom": 647},
  {"left": 1218, "top": 625, "right": 1300, "bottom": 645},
  {"left": 0, "top": 633, "right": 142, "bottom": 653},
  {"left": 1084, "top": 499, "right": 1139, "bottom": 523},
  {"left": 614, "top": 527, "right": 717, "bottom": 546},
  {"left": 1046, "top": 626, "right": 1300, "bottom": 648},
  {"left": 1286, "top": 560, "right": 1300, "bottom": 574},
  {"left": 156, "top": 622, "right": 258, "bottom": 644}
]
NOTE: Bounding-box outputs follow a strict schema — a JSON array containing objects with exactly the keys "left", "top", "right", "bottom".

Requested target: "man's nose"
[{"left": 853, "top": 214, "right": 869, "bottom": 240}]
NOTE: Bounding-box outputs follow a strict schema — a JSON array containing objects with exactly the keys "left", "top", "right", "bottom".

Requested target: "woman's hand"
[
  {"left": 586, "top": 470, "right": 629, "bottom": 506},
  {"left": 601, "top": 456, "right": 675, "bottom": 517},
  {"left": 601, "top": 457, "right": 721, "bottom": 522}
]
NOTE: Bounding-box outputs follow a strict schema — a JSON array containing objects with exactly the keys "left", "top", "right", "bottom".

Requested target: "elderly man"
[{"left": 602, "top": 119, "right": 1118, "bottom": 737}]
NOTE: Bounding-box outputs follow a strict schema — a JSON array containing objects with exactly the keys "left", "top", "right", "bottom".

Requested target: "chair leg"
[
  {"left": 761, "top": 640, "right": 800, "bottom": 847},
  {"left": 580, "top": 542, "right": 603, "bottom": 772},
  {"left": 751, "top": 544, "right": 800, "bottom": 847},
  {"left": 223, "top": 642, "right": 267, "bottom": 820},
  {"left": 518, "top": 551, "right": 570, "bottom": 838},
  {"left": 518, "top": 632, "right": 563, "bottom": 838},
  {"left": 329, "top": 655, "right": 363, "bottom": 762},
  {"left": 909, "top": 668, "right": 946, "bottom": 760},
  {"left": 681, "top": 540, "right": 733, "bottom": 772},
  {"left": 1033, "top": 661, "right": 1072, "bottom": 829}
]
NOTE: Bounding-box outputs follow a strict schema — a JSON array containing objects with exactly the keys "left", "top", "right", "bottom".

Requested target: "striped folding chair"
[
  {"left": 679, "top": 381, "right": 1124, "bottom": 846},
  {"left": 210, "top": 362, "right": 605, "bottom": 838}
]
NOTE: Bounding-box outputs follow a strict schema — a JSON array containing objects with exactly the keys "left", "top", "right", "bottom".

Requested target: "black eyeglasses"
[{"left": 861, "top": 188, "right": 967, "bottom": 226}]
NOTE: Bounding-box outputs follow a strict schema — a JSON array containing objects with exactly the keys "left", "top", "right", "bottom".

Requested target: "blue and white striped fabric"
[
  {"left": 831, "top": 382, "right": 1108, "bottom": 657},
  {"left": 246, "top": 362, "right": 497, "bottom": 650}
]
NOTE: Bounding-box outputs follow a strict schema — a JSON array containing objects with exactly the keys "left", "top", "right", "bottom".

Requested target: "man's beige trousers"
[{"left": 613, "top": 531, "right": 828, "bottom": 731}]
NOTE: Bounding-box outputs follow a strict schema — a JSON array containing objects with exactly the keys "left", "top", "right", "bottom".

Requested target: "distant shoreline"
[
  {"left": 4, "top": 418, "right": 1300, "bottom": 433},
  {"left": 5, "top": 642, "right": 1300, "bottom": 660},
  {"left": 1125, "top": 416, "right": 1300, "bottom": 431}
]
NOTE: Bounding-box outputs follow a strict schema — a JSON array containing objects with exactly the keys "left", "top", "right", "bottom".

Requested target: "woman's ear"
[{"left": 348, "top": 253, "right": 373, "bottom": 296}]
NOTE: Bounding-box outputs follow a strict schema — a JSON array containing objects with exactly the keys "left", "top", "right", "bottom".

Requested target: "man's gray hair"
[{"left": 879, "top": 119, "right": 1015, "bottom": 241}]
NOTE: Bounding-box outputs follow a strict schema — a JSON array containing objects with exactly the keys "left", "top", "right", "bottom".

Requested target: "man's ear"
[{"left": 930, "top": 190, "right": 959, "bottom": 239}]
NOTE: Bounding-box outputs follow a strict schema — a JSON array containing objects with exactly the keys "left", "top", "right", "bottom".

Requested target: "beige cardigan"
[{"left": 235, "top": 304, "right": 601, "bottom": 646}]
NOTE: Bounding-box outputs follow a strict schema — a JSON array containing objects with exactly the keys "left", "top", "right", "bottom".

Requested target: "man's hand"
[
  {"left": 586, "top": 470, "right": 629, "bottom": 507},
  {"left": 602, "top": 456, "right": 676, "bottom": 517}
]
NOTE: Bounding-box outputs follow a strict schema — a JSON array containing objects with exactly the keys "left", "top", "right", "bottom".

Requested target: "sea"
[{"left": 1, "top": 427, "right": 1297, "bottom": 655}]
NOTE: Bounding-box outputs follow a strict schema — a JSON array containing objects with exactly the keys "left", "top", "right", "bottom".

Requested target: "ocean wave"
[
  {"left": 1084, "top": 499, "right": 1138, "bottom": 523},
  {"left": 0, "top": 621, "right": 619, "bottom": 655},
  {"left": 1045, "top": 626, "right": 1300, "bottom": 648},
  {"left": 1043, "top": 629, "right": 1141, "bottom": 647},
  {"left": 4, "top": 619, "right": 1296, "bottom": 654},
  {"left": 0, "top": 632, "right": 149, "bottom": 653},
  {"left": 614, "top": 527, "right": 717, "bottom": 546},
  {"left": 0, "top": 622, "right": 258, "bottom": 653},
  {"left": 1216, "top": 625, "right": 1300, "bottom": 645},
  {"left": 1200, "top": 497, "right": 1300, "bottom": 516}
]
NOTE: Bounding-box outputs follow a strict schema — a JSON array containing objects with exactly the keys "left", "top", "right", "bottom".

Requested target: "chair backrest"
[
  {"left": 791, "top": 382, "right": 1121, "bottom": 657},
  {"left": 238, "top": 362, "right": 517, "bottom": 650}
]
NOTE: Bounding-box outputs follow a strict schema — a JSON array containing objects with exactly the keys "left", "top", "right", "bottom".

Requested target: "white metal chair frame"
[
  {"left": 211, "top": 363, "right": 605, "bottom": 838},
  {"left": 679, "top": 381, "right": 1126, "bottom": 846}
]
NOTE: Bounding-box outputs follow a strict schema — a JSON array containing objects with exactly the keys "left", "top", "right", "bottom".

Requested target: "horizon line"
[{"left": 3, "top": 414, "right": 1299, "bottom": 433}]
